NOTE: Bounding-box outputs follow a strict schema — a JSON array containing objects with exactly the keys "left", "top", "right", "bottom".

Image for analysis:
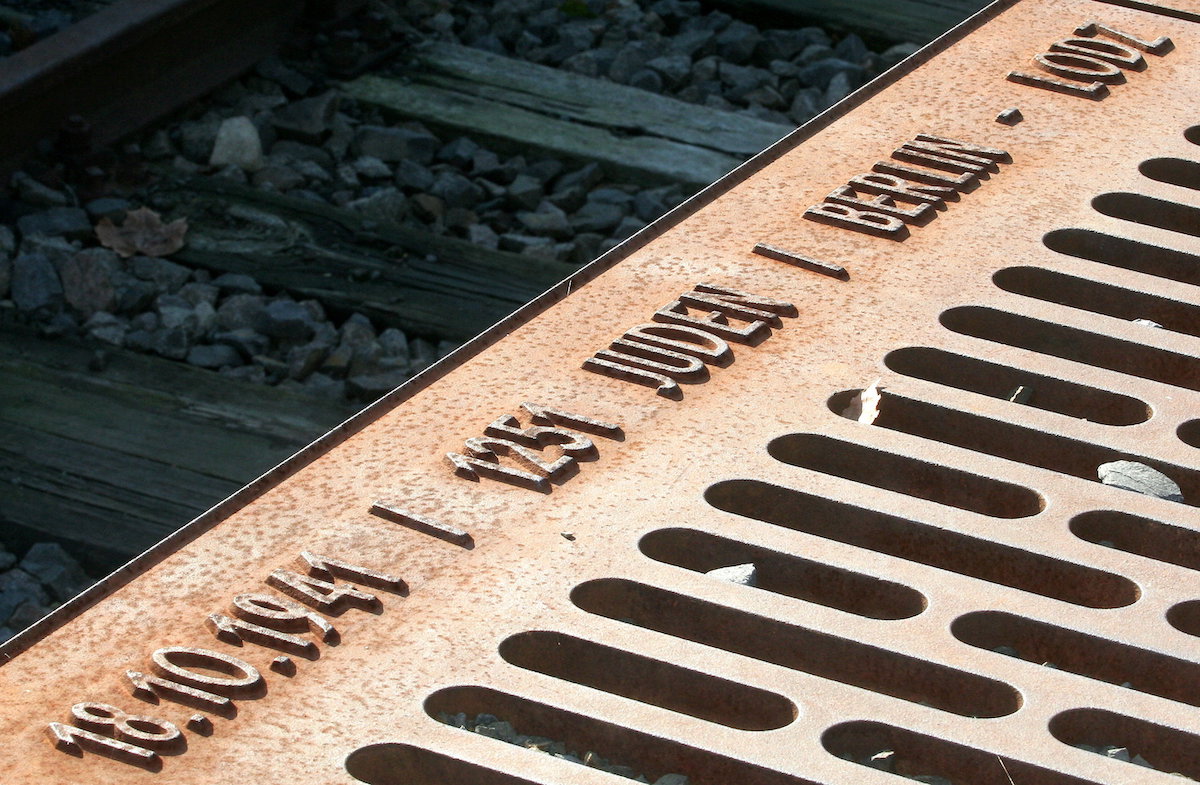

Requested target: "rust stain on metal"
[{"left": 5, "top": 1, "right": 1200, "bottom": 784}]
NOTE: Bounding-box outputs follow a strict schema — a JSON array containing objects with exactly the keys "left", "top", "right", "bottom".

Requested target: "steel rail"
[{"left": 0, "top": 0, "right": 306, "bottom": 173}]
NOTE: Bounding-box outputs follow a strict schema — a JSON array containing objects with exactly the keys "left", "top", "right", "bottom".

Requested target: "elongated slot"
[
  {"left": 639, "top": 527, "right": 925, "bottom": 620},
  {"left": 346, "top": 743, "right": 540, "bottom": 785},
  {"left": 883, "top": 346, "right": 1148, "bottom": 425},
  {"left": 993, "top": 266, "right": 1200, "bottom": 339},
  {"left": 1166, "top": 600, "right": 1200, "bottom": 638},
  {"left": 941, "top": 305, "right": 1200, "bottom": 391},
  {"left": 832, "top": 389, "right": 1200, "bottom": 507},
  {"left": 1139, "top": 157, "right": 1200, "bottom": 191},
  {"left": 1071, "top": 510, "right": 1200, "bottom": 572},
  {"left": 571, "top": 578, "right": 1020, "bottom": 718},
  {"left": 498, "top": 631, "right": 796, "bottom": 731},
  {"left": 823, "top": 720, "right": 1101, "bottom": 785},
  {"left": 705, "top": 480, "right": 1137, "bottom": 609},
  {"left": 1043, "top": 228, "right": 1200, "bottom": 287},
  {"left": 1179, "top": 419, "right": 1200, "bottom": 448},
  {"left": 1093, "top": 192, "right": 1200, "bottom": 238},
  {"left": 424, "top": 686, "right": 818, "bottom": 785},
  {"left": 952, "top": 611, "right": 1200, "bottom": 707},
  {"left": 1187, "top": 125, "right": 1200, "bottom": 146},
  {"left": 767, "top": 432, "right": 1042, "bottom": 518},
  {"left": 1050, "top": 708, "right": 1200, "bottom": 780}
]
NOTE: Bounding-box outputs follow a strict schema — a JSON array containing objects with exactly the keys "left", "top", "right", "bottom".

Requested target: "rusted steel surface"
[
  {"left": 4, "top": 1, "right": 1200, "bottom": 783},
  {"left": 0, "top": 0, "right": 302, "bottom": 173}
]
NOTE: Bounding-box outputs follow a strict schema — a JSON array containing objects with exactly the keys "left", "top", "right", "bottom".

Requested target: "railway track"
[
  {"left": 0, "top": 0, "right": 916, "bottom": 568},
  {"left": 0, "top": 0, "right": 312, "bottom": 174},
  {"left": 5, "top": 0, "right": 1200, "bottom": 783}
]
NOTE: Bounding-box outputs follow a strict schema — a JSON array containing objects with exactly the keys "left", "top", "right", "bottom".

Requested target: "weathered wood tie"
[
  {"left": 0, "top": 324, "right": 352, "bottom": 564},
  {"left": 344, "top": 44, "right": 793, "bottom": 187},
  {"left": 169, "top": 178, "right": 573, "bottom": 341}
]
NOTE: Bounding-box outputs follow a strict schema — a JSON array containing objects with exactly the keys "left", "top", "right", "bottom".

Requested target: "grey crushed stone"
[
  {"left": 705, "top": 563, "right": 758, "bottom": 586},
  {"left": 17, "top": 207, "right": 93, "bottom": 241},
  {"left": 11, "top": 171, "right": 67, "bottom": 206},
  {"left": 187, "top": 343, "right": 244, "bottom": 369},
  {"left": 84, "top": 312, "right": 127, "bottom": 345},
  {"left": 439, "top": 712, "right": 688, "bottom": 784},
  {"left": 271, "top": 91, "right": 341, "bottom": 143},
  {"left": 56, "top": 248, "right": 119, "bottom": 318},
  {"left": 257, "top": 299, "right": 316, "bottom": 340},
  {"left": 354, "top": 125, "right": 439, "bottom": 164},
  {"left": 84, "top": 197, "right": 132, "bottom": 221},
  {"left": 1098, "top": 460, "right": 1184, "bottom": 503},
  {"left": 11, "top": 253, "right": 63, "bottom": 315},
  {"left": 131, "top": 255, "right": 191, "bottom": 292},
  {"left": 19, "top": 543, "right": 89, "bottom": 603}
]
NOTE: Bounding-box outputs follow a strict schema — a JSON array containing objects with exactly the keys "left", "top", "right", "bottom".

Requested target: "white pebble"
[
  {"left": 209, "top": 116, "right": 264, "bottom": 172},
  {"left": 704, "top": 563, "right": 757, "bottom": 587}
]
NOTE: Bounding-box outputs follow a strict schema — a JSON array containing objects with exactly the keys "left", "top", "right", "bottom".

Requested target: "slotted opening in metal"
[
  {"left": 1166, "top": 600, "right": 1200, "bottom": 639},
  {"left": 571, "top": 578, "right": 1021, "bottom": 718},
  {"left": 993, "top": 266, "right": 1200, "bottom": 338},
  {"left": 705, "top": 480, "right": 1137, "bottom": 608},
  {"left": 1049, "top": 708, "right": 1200, "bottom": 780},
  {"left": 638, "top": 527, "right": 925, "bottom": 620},
  {"left": 940, "top": 306, "right": 1200, "bottom": 391},
  {"left": 828, "top": 389, "right": 1200, "bottom": 507},
  {"left": 952, "top": 611, "right": 1200, "bottom": 707},
  {"left": 497, "top": 630, "right": 797, "bottom": 731},
  {"left": 1043, "top": 229, "right": 1200, "bottom": 287},
  {"left": 345, "top": 743, "right": 538, "bottom": 785},
  {"left": 1070, "top": 510, "right": 1200, "bottom": 572},
  {"left": 766, "top": 433, "right": 1043, "bottom": 518},
  {"left": 1179, "top": 419, "right": 1200, "bottom": 448},
  {"left": 1093, "top": 192, "right": 1200, "bottom": 238},
  {"left": 883, "top": 347, "right": 1149, "bottom": 425},
  {"left": 822, "top": 720, "right": 1102, "bottom": 785},
  {"left": 1139, "top": 157, "right": 1200, "bottom": 191},
  {"left": 424, "top": 686, "right": 818, "bottom": 785}
]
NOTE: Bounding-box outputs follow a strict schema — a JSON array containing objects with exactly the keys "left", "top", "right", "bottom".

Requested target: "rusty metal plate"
[{"left": 4, "top": 1, "right": 1200, "bottom": 783}]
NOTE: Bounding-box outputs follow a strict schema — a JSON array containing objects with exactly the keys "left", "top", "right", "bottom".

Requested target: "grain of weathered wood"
[
  {"left": 345, "top": 75, "right": 741, "bottom": 187},
  {"left": 344, "top": 45, "right": 792, "bottom": 187},
  {"left": 169, "top": 178, "right": 574, "bottom": 341},
  {"left": 183, "top": 178, "right": 567, "bottom": 287},
  {"left": 1, "top": 364, "right": 297, "bottom": 478},
  {"left": 709, "top": 0, "right": 990, "bottom": 44},
  {"left": 0, "top": 325, "right": 353, "bottom": 563},
  {"left": 415, "top": 44, "right": 790, "bottom": 157},
  {"left": 0, "top": 428, "right": 223, "bottom": 559}
]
